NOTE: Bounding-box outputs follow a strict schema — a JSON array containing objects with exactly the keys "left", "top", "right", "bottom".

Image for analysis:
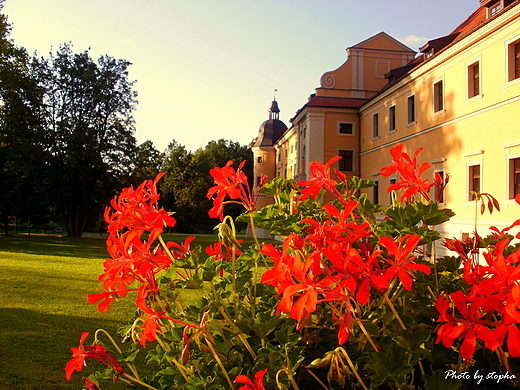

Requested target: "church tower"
[{"left": 252, "top": 100, "right": 288, "bottom": 210}]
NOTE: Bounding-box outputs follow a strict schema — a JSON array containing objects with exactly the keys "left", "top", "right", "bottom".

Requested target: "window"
[
  {"left": 339, "top": 123, "right": 354, "bottom": 135},
  {"left": 257, "top": 156, "right": 263, "bottom": 164},
  {"left": 338, "top": 150, "right": 354, "bottom": 171},
  {"left": 507, "top": 40, "right": 520, "bottom": 81},
  {"left": 468, "top": 62, "right": 480, "bottom": 98},
  {"left": 407, "top": 95, "right": 416, "bottom": 124},
  {"left": 372, "top": 113, "right": 379, "bottom": 138},
  {"left": 490, "top": 3, "right": 501, "bottom": 16},
  {"left": 388, "top": 177, "right": 397, "bottom": 205},
  {"left": 373, "top": 179, "right": 379, "bottom": 204},
  {"left": 388, "top": 105, "right": 396, "bottom": 132},
  {"left": 468, "top": 164, "right": 481, "bottom": 201},
  {"left": 509, "top": 158, "right": 520, "bottom": 199},
  {"left": 434, "top": 170, "right": 445, "bottom": 203},
  {"left": 433, "top": 80, "right": 444, "bottom": 112},
  {"left": 515, "top": 42, "right": 520, "bottom": 80}
]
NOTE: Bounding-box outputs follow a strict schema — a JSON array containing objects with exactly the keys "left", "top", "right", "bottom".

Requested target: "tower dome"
[{"left": 254, "top": 100, "right": 288, "bottom": 147}]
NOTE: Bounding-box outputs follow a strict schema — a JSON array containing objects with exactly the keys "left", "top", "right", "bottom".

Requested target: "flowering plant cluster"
[
  {"left": 436, "top": 209, "right": 520, "bottom": 363},
  {"left": 66, "top": 144, "right": 520, "bottom": 389}
]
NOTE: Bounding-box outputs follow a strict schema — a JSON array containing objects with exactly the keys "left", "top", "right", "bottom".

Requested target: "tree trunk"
[
  {"left": 1, "top": 213, "right": 8, "bottom": 235},
  {"left": 65, "top": 209, "right": 89, "bottom": 237}
]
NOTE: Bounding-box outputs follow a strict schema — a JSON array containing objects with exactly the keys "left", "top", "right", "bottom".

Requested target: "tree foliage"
[
  {"left": 128, "top": 140, "right": 162, "bottom": 187},
  {"left": 0, "top": 1, "right": 47, "bottom": 234},
  {"left": 1, "top": 2, "right": 252, "bottom": 236},
  {"left": 31, "top": 43, "right": 138, "bottom": 236},
  {"left": 160, "top": 139, "right": 252, "bottom": 233}
]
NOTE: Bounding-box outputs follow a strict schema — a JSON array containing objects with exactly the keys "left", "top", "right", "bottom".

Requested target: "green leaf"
[{"left": 423, "top": 369, "right": 461, "bottom": 390}]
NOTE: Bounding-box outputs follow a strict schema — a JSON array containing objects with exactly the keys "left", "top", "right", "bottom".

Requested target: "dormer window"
[
  {"left": 481, "top": 0, "right": 514, "bottom": 18},
  {"left": 490, "top": 2, "right": 501, "bottom": 16}
]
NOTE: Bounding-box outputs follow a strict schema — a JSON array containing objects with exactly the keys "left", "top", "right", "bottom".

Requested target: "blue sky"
[{"left": 4, "top": 0, "right": 479, "bottom": 152}]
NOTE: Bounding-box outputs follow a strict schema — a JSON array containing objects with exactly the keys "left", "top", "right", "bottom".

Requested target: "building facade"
[{"left": 253, "top": 0, "right": 520, "bottom": 246}]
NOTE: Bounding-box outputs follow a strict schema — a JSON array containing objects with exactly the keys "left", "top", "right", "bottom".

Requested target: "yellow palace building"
[{"left": 253, "top": 0, "right": 520, "bottom": 244}]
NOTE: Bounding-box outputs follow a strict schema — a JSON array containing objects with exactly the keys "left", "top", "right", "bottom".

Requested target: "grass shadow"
[
  {"left": 0, "top": 308, "right": 130, "bottom": 390},
  {"left": 0, "top": 236, "right": 108, "bottom": 259}
]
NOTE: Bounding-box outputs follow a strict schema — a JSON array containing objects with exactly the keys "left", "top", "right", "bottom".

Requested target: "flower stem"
[
  {"left": 122, "top": 373, "right": 159, "bottom": 390},
  {"left": 205, "top": 337, "right": 235, "bottom": 390},
  {"left": 210, "top": 282, "right": 257, "bottom": 359},
  {"left": 276, "top": 368, "right": 301, "bottom": 390},
  {"left": 427, "top": 285, "right": 437, "bottom": 301},
  {"left": 355, "top": 319, "right": 379, "bottom": 352},
  {"left": 222, "top": 215, "right": 239, "bottom": 320},
  {"left": 94, "top": 329, "right": 141, "bottom": 380},
  {"left": 305, "top": 367, "right": 332, "bottom": 390},
  {"left": 383, "top": 292, "right": 406, "bottom": 330},
  {"left": 94, "top": 329, "right": 122, "bottom": 353},
  {"left": 337, "top": 347, "right": 369, "bottom": 390},
  {"left": 158, "top": 234, "right": 176, "bottom": 263},
  {"left": 248, "top": 212, "right": 259, "bottom": 318},
  {"left": 170, "top": 357, "right": 190, "bottom": 382},
  {"left": 249, "top": 211, "right": 269, "bottom": 269}
]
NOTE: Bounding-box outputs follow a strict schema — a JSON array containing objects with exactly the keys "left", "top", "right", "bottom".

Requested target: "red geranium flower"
[
  {"left": 135, "top": 284, "right": 197, "bottom": 347},
  {"left": 380, "top": 144, "right": 434, "bottom": 201},
  {"left": 435, "top": 291, "right": 499, "bottom": 360},
  {"left": 235, "top": 368, "right": 268, "bottom": 390},
  {"left": 298, "top": 156, "right": 341, "bottom": 201},
  {"left": 65, "top": 332, "right": 124, "bottom": 381},
  {"left": 82, "top": 378, "right": 100, "bottom": 390},
  {"left": 168, "top": 236, "right": 196, "bottom": 259},
  {"left": 207, "top": 160, "right": 257, "bottom": 220},
  {"left": 105, "top": 173, "right": 175, "bottom": 242},
  {"left": 379, "top": 234, "right": 430, "bottom": 290}
]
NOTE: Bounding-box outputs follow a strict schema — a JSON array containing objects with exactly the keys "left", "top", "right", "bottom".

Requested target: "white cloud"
[{"left": 401, "top": 35, "right": 429, "bottom": 50}]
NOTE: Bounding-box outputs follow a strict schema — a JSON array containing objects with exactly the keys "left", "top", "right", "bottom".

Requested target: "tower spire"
[{"left": 269, "top": 90, "right": 280, "bottom": 120}]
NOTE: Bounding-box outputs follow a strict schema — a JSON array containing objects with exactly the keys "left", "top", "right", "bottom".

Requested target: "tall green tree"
[
  {"left": 0, "top": 1, "right": 47, "bottom": 234},
  {"left": 128, "top": 140, "right": 161, "bottom": 187},
  {"left": 32, "top": 43, "right": 137, "bottom": 236},
  {"left": 159, "top": 139, "right": 252, "bottom": 233}
]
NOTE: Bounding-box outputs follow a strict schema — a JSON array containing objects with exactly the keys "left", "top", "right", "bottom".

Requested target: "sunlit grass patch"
[{"left": 0, "top": 233, "right": 263, "bottom": 389}]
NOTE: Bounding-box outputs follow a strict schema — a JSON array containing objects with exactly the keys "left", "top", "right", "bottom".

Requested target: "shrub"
[{"left": 66, "top": 145, "right": 520, "bottom": 389}]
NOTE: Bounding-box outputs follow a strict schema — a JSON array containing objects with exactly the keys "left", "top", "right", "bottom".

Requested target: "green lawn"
[{"left": 0, "top": 233, "right": 242, "bottom": 390}]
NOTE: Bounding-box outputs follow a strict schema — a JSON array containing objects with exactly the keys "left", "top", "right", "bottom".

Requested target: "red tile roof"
[
  {"left": 450, "top": 6, "right": 487, "bottom": 36},
  {"left": 290, "top": 95, "right": 367, "bottom": 122}
]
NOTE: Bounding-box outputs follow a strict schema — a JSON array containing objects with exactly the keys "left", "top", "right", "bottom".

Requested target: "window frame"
[
  {"left": 337, "top": 149, "right": 355, "bottom": 172},
  {"left": 468, "top": 163, "right": 481, "bottom": 201},
  {"left": 406, "top": 94, "right": 416, "bottom": 125},
  {"left": 508, "top": 157, "right": 520, "bottom": 200},
  {"left": 505, "top": 36, "right": 520, "bottom": 83},
  {"left": 388, "top": 104, "right": 396, "bottom": 133},
  {"left": 373, "top": 178, "right": 379, "bottom": 204},
  {"left": 489, "top": 1, "right": 502, "bottom": 17},
  {"left": 466, "top": 58, "right": 482, "bottom": 100},
  {"left": 433, "top": 168, "right": 446, "bottom": 204},
  {"left": 372, "top": 112, "right": 379, "bottom": 139},
  {"left": 338, "top": 122, "right": 355, "bottom": 136},
  {"left": 433, "top": 78, "right": 445, "bottom": 114},
  {"left": 388, "top": 177, "right": 397, "bottom": 206}
]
